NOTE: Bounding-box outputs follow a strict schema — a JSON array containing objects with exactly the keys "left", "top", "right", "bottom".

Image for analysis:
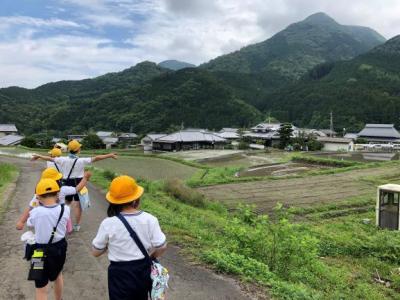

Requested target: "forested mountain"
[
  {"left": 0, "top": 12, "right": 396, "bottom": 136},
  {"left": 202, "top": 13, "right": 385, "bottom": 80},
  {"left": 0, "top": 67, "right": 261, "bottom": 135},
  {"left": 0, "top": 61, "right": 169, "bottom": 103},
  {"left": 266, "top": 35, "right": 400, "bottom": 131},
  {"left": 158, "top": 60, "right": 196, "bottom": 70}
]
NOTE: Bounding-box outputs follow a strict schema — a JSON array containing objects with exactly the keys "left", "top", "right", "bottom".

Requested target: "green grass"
[
  {"left": 13, "top": 146, "right": 210, "bottom": 169},
  {"left": 290, "top": 154, "right": 362, "bottom": 167},
  {"left": 95, "top": 156, "right": 199, "bottom": 181},
  {"left": 0, "top": 163, "right": 18, "bottom": 219},
  {"left": 90, "top": 166, "right": 400, "bottom": 299},
  {"left": 187, "top": 154, "right": 400, "bottom": 187}
]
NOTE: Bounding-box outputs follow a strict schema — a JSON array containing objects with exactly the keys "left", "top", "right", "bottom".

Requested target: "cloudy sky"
[{"left": 1, "top": 0, "right": 399, "bottom": 88}]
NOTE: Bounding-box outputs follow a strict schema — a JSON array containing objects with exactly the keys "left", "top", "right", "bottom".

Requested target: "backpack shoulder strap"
[
  {"left": 48, "top": 204, "right": 65, "bottom": 245},
  {"left": 117, "top": 214, "right": 151, "bottom": 263},
  {"left": 54, "top": 163, "right": 60, "bottom": 172},
  {"left": 66, "top": 159, "right": 78, "bottom": 180}
]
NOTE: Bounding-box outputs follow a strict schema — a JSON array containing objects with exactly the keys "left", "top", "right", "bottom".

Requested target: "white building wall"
[{"left": 322, "top": 142, "right": 351, "bottom": 152}]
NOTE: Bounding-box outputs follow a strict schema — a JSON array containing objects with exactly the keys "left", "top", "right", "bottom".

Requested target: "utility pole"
[{"left": 330, "top": 111, "right": 333, "bottom": 137}]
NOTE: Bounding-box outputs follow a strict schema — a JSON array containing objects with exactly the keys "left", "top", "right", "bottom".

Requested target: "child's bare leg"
[
  {"left": 36, "top": 284, "right": 48, "bottom": 300},
  {"left": 54, "top": 273, "right": 63, "bottom": 300},
  {"left": 73, "top": 201, "right": 82, "bottom": 225}
]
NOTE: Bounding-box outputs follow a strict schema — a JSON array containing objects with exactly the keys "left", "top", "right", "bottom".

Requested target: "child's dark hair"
[
  {"left": 107, "top": 199, "right": 141, "bottom": 217},
  {"left": 69, "top": 150, "right": 78, "bottom": 155},
  {"left": 40, "top": 192, "right": 59, "bottom": 198}
]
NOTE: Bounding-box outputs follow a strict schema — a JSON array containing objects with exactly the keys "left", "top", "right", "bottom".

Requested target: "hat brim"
[{"left": 106, "top": 186, "right": 144, "bottom": 204}]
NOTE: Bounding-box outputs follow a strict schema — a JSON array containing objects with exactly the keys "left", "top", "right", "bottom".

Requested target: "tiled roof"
[
  {"left": 358, "top": 124, "right": 400, "bottom": 138},
  {"left": 156, "top": 130, "right": 226, "bottom": 143},
  {"left": 102, "top": 137, "right": 119, "bottom": 144},
  {"left": 96, "top": 131, "right": 114, "bottom": 137},
  {"left": 0, "top": 134, "right": 24, "bottom": 146},
  {"left": 119, "top": 133, "right": 138, "bottom": 138},
  {"left": 217, "top": 131, "right": 239, "bottom": 139},
  {"left": 145, "top": 134, "right": 167, "bottom": 141},
  {"left": 0, "top": 124, "right": 18, "bottom": 132},
  {"left": 317, "top": 137, "right": 352, "bottom": 144}
]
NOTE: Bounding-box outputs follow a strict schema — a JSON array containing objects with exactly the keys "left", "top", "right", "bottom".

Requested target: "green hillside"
[
  {"left": 0, "top": 67, "right": 261, "bottom": 135},
  {"left": 0, "top": 13, "right": 394, "bottom": 136},
  {"left": 202, "top": 13, "right": 385, "bottom": 80},
  {"left": 266, "top": 35, "right": 400, "bottom": 131}
]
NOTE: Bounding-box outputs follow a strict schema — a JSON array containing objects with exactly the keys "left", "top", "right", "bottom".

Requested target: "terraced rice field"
[
  {"left": 197, "top": 165, "right": 400, "bottom": 213},
  {"left": 95, "top": 156, "right": 198, "bottom": 180}
]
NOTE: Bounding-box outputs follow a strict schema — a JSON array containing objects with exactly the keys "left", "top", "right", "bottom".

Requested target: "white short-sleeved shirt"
[
  {"left": 54, "top": 156, "right": 92, "bottom": 179},
  {"left": 29, "top": 186, "right": 77, "bottom": 208},
  {"left": 27, "top": 204, "right": 70, "bottom": 244},
  {"left": 92, "top": 211, "right": 166, "bottom": 262},
  {"left": 46, "top": 161, "right": 60, "bottom": 171}
]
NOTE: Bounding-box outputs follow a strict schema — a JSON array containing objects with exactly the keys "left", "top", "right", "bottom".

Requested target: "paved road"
[{"left": 0, "top": 157, "right": 251, "bottom": 300}]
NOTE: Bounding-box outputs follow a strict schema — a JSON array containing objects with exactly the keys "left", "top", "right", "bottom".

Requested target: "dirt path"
[
  {"left": 0, "top": 157, "right": 250, "bottom": 300},
  {"left": 198, "top": 166, "right": 399, "bottom": 212}
]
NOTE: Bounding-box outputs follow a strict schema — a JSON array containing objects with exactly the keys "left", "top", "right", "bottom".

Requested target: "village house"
[
  {"left": 0, "top": 124, "right": 23, "bottom": 146},
  {"left": 151, "top": 129, "right": 227, "bottom": 151},
  {"left": 357, "top": 124, "right": 400, "bottom": 143},
  {"left": 96, "top": 131, "right": 118, "bottom": 149},
  {"left": 0, "top": 124, "right": 18, "bottom": 137},
  {"left": 141, "top": 133, "right": 167, "bottom": 151},
  {"left": 0, "top": 134, "right": 24, "bottom": 146},
  {"left": 217, "top": 128, "right": 240, "bottom": 140},
  {"left": 317, "top": 137, "right": 354, "bottom": 152},
  {"left": 118, "top": 133, "right": 138, "bottom": 145}
]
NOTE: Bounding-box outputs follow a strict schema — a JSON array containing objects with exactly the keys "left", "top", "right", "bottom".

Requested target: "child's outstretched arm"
[
  {"left": 31, "top": 154, "right": 54, "bottom": 162},
  {"left": 91, "top": 153, "right": 117, "bottom": 163},
  {"left": 16, "top": 207, "right": 31, "bottom": 230},
  {"left": 75, "top": 171, "right": 92, "bottom": 193}
]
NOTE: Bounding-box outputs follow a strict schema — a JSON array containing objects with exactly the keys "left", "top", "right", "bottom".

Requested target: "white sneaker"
[{"left": 73, "top": 225, "right": 81, "bottom": 232}]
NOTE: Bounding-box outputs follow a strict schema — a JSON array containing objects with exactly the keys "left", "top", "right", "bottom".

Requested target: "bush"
[
  {"left": 238, "top": 140, "right": 250, "bottom": 150},
  {"left": 82, "top": 134, "right": 104, "bottom": 149},
  {"left": 20, "top": 137, "right": 37, "bottom": 148},
  {"left": 164, "top": 179, "right": 207, "bottom": 208},
  {"left": 307, "top": 139, "right": 323, "bottom": 151},
  {"left": 102, "top": 169, "right": 118, "bottom": 181}
]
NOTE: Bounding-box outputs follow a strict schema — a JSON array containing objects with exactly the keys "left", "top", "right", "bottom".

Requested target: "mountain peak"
[
  {"left": 303, "top": 12, "right": 338, "bottom": 25},
  {"left": 158, "top": 60, "right": 196, "bottom": 71}
]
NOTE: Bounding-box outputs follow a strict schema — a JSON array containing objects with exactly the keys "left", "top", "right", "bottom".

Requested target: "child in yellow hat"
[
  {"left": 27, "top": 179, "right": 70, "bottom": 300},
  {"left": 16, "top": 168, "right": 91, "bottom": 230},
  {"left": 47, "top": 148, "right": 62, "bottom": 171},
  {"left": 92, "top": 175, "right": 167, "bottom": 300},
  {"left": 32, "top": 139, "right": 117, "bottom": 232}
]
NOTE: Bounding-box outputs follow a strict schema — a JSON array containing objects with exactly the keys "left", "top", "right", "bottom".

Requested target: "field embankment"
[
  {"left": 0, "top": 163, "right": 18, "bottom": 217},
  {"left": 89, "top": 165, "right": 400, "bottom": 299}
]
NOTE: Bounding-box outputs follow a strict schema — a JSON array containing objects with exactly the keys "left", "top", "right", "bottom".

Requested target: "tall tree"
[{"left": 278, "top": 123, "right": 293, "bottom": 149}]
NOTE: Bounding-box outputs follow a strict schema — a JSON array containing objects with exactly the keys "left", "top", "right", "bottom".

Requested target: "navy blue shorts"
[
  {"left": 34, "top": 239, "right": 67, "bottom": 288},
  {"left": 63, "top": 178, "right": 82, "bottom": 202},
  {"left": 108, "top": 259, "right": 151, "bottom": 300}
]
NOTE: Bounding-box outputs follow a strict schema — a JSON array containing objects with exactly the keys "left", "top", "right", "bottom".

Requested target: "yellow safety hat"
[
  {"left": 36, "top": 178, "right": 60, "bottom": 196},
  {"left": 41, "top": 168, "right": 63, "bottom": 181},
  {"left": 106, "top": 175, "right": 144, "bottom": 204},
  {"left": 68, "top": 139, "right": 82, "bottom": 152},
  {"left": 48, "top": 148, "right": 62, "bottom": 157}
]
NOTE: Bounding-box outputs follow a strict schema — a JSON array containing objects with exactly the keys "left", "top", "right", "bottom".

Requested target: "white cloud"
[
  {"left": 1, "top": 0, "right": 400, "bottom": 88},
  {"left": 0, "top": 16, "right": 82, "bottom": 29}
]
